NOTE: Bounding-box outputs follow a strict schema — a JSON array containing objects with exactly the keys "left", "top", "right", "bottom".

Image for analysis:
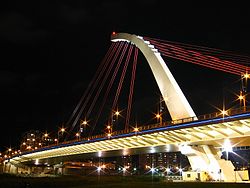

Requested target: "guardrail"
[
  {"left": 53, "top": 106, "right": 250, "bottom": 145},
  {"left": 16, "top": 106, "right": 250, "bottom": 155},
  {"left": 109, "top": 106, "right": 250, "bottom": 137}
]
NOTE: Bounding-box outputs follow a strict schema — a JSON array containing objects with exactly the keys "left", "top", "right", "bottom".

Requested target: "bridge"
[{"left": 3, "top": 33, "right": 250, "bottom": 182}]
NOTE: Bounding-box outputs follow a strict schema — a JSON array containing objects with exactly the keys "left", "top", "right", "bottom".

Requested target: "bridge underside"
[{"left": 9, "top": 136, "right": 250, "bottom": 166}]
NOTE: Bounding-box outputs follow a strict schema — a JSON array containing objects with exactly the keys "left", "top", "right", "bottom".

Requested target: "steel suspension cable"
[
  {"left": 151, "top": 40, "right": 248, "bottom": 69},
  {"left": 155, "top": 44, "right": 243, "bottom": 74},
  {"left": 146, "top": 38, "right": 249, "bottom": 75},
  {"left": 159, "top": 48, "right": 242, "bottom": 75},
  {"left": 89, "top": 42, "right": 129, "bottom": 136},
  {"left": 150, "top": 39, "right": 247, "bottom": 72},
  {"left": 125, "top": 47, "right": 138, "bottom": 131},
  {"left": 69, "top": 42, "right": 121, "bottom": 133},
  {"left": 66, "top": 43, "right": 116, "bottom": 127},
  {"left": 152, "top": 42, "right": 245, "bottom": 75},
  {"left": 145, "top": 36, "right": 250, "bottom": 62},
  {"left": 111, "top": 45, "right": 134, "bottom": 111},
  {"left": 86, "top": 43, "right": 129, "bottom": 118}
]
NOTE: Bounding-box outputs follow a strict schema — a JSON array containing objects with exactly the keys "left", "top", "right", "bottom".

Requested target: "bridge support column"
[
  {"left": 3, "top": 162, "right": 18, "bottom": 174},
  {"left": 180, "top": 145, "right": 241, "bottom": 182},
  {"left": 54, "top": 163, "right": 64, "bottom": 175},
  {"left": 3, "top": 162, "right": 9, "bottom": 173}
]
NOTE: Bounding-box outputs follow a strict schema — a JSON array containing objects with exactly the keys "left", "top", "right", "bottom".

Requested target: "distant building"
[{"left": 20, "top": 130, "right": 44, "bottom": 151}]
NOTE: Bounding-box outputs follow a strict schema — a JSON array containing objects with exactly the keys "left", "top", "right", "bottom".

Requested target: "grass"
[{"left": 0, "top": 174, "right": 249, "bottom": 188}]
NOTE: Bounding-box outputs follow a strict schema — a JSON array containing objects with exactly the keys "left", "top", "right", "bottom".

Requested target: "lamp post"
[
  {"left": 80, "top": 119, "right": 88, "bottom": 138},
  {"left": 75, "top": 133, "right": 80, "bottom": 141},
  {"left": 114, "top": 110, "right": 120, "bottom": 120},
  {"left": 106, "top": 125, "right": 112, "bottom": 138},
  {"left": 133, "top": 127, "right": 139, "bottom": 135},
  {"left": 156, "top": 113, "right": 162, "bottom": 125},
  {"left": 43, "top": 133, "right": 48, "bottom": 146},
  {"left": 58, "top": 127, "right": 65, "bottom": 144},
  {"left": 54, "top": 138, "right": 58, "bottom": 145},
  {"left": 241, "top": 72, "right": 249, "bottom": 110},
  {"left": 111, "top": 109, "right": 120, "bottom": 130},
  {"left": 238, "top": 91, "right": 246, "bottom": 111},
  {"left": 221, "top": 110, "right": 228, "bottom": 118}
]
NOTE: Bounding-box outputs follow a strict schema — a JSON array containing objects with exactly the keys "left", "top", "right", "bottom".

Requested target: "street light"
[
  {"left": 223, "top": 138, "right": 233, "bottom": 161},
  {"left": 115, "top": 111, "right": 120, "bottom": 116},
  {"left": 80, "top": 119, "right": 88, "bottom": 137},
  {"left": 58, "top": 127, "right": 66, "bottom": 144},
  {"left": 44, "top": 133, "right": 48, "bottom": 138},
  {"left": 81, "top": 120, "right": 87, "bottom": 126},
  {"left": 42, "top": 132, "right": 49, "bottom": 146},
  {"left": 106, "top": 124, "right": 112, "bottom": 137},
  {"left": 156, "top": 113, "right": 162, "bottom": 125},
  {"left": 241, "top": 72, "right": 248, "bottom": 108},
  {"left": 238, "top": 91, "right": 246, "bottom": 111},
  {"left": 220, "top": 109, "right": 228, "bottom": 118},
  {"left": 75, "top": 132, "right": 80, "bottom": 141},
  {"left": 111, "top": 109, "right": 120, "bottom": 129},
  {"left": 243, "top": 73, "right": 249, "bottom": 79},
  {"left": 221, "top": 110, "right": 228, "bottom": 116},
  {"left": 134, "top": 127, "right": 139, "bottom": 132},
  {"left": 133, "top": 127, "right": 139, "bottom": 135}
]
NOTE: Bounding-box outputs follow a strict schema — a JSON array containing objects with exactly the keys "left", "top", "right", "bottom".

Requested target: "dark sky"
[{"left": 1, "top": 1, "right": 250, "bottom": 151}]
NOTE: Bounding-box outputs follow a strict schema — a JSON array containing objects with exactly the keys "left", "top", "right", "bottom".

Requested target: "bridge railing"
[
  {"left": 58, "top": 106, "right": 250, "bottom": 145},
  {"left": 198, "top": 106, "right": 250, "bottom": 121},
  {"left": 17, "top": 106, "right": 250, "bottom": 154},
  {"left": 110, "top": 106, "right": 250, "bottom": 136}
]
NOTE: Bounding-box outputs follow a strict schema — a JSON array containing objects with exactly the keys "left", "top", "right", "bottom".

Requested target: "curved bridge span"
[
  {"left": 9, "top": 112, "right": 250, "bottom": 164},
  {"left": 4, "top": 33, "right": 250, "bottom": 182}
]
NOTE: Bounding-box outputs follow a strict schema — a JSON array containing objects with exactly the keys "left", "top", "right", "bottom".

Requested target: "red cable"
[
  {"left": 154, "top": 43, "right": 244, "bottom": 75},
  {"left": 112, "top": 45, "right": 134, "bottom": 110},
  {"left": 151, "top": 40, "right": 247, "bottom": 71},
  {"left": 145, "top": 36, "right": 250, "bottom": 62},
  {"left": 71, "top": 42, "right": 123, "bottom": 131},
  {"left": 125, "top": 47, "right": 138, "bottom": 131},
  {"left": 155, "top": 44, "right": 241, "bottom": 75},
  {"left": 89, "top": 42, "right": 129, "bottom": 136},
  {"left": 87, "top": 43, "right": 129, "bottom": 117},
  {"left": 66, "top": 43, "right": 116, "bottom": 128},
  {"left": 160, "top": 49, "right": 241, "bottom": 75},
  {"left": 159, "top": 47, "right": 242, "bottom": 75},
  {"left": 157, "top": 46, "right": 243, "bottom": 75},
  {"left": 149, "top": 39, "right": 248, "bottom": 73},
  {"left": 68, "top": 42, "right": 119, "bottom": 134}
]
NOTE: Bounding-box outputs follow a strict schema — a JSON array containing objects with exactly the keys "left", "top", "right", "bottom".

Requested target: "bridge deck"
[{"left": 9, "top": 107, "right": 250, "bottom": 164}]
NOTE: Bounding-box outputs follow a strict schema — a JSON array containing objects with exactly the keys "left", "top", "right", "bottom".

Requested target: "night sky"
[{"left": 1, "top": 1, "right": 250, "bottom": 151}]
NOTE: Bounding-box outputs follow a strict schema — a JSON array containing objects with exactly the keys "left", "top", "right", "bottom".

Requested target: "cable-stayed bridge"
[{"left": 4, "top": 33, "right": 250, "bottom": 182}]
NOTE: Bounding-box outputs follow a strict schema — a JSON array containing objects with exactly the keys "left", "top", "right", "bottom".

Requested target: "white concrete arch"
[{"left": 111, "top": 33, "right": 196, "bottom": 120}]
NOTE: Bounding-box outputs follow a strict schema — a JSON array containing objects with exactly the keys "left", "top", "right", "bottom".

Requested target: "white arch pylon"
[{"left": 111, "top": 33, "right": 196, "bottom": 120}]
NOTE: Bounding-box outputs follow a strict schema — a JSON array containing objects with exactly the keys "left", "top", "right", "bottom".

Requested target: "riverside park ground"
[{"left": 0, "top": 174, "right": 250, "bottom": 188}]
